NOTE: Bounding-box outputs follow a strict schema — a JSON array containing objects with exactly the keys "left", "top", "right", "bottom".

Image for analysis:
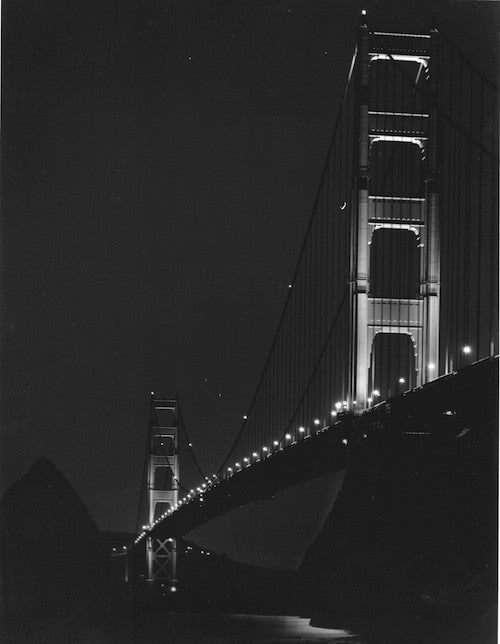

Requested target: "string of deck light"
[
  {"left": 135, "top": 405, "right": 360, "bottom": 543},
  {"left": 135, "top": 359, "right": 481, "bottom": 542}
]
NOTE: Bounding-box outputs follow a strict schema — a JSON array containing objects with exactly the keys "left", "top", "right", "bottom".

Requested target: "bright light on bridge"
[
  {"left": 313, "top": 419, "right": 320, "bottom": 425},
  {"left": 462, "top": 345, "right": 472, "bottom": 354}
]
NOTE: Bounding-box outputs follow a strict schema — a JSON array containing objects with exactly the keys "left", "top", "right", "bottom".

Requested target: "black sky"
[{"left": 2, "top": 0, "right": 498, "bottom": 536}]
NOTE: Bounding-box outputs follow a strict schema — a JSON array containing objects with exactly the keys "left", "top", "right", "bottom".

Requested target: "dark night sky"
[{"left": 2, "top": 0, "right": 498, "bottom": 541}]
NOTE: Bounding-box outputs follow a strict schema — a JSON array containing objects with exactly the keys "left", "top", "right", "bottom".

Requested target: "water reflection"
[{"left": 138, "top": 612, "right": 361, "bottom": 642}]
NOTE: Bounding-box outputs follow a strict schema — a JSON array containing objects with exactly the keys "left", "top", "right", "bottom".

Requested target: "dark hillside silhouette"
[{"left": 0, "top": 459, "right": 123, "bottom": 640}]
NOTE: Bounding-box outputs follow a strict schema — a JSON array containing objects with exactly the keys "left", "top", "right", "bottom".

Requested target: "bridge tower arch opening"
[
  {"left": 369, "top": 332, "right": 417, "bottom": 400},
  {"left": 351, "top": 23, "right": 440, "bottom": 408},
  {"left": 369, "top": 227, "right": 421, "bottom": 299}
]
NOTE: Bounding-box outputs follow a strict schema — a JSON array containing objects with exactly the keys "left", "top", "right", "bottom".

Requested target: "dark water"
[{"left": 137, "top": 613, "right": 361, "bottom": 643}]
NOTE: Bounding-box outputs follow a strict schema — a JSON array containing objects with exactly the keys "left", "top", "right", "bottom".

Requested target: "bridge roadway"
[{"left": 144, "top": 357, "right": 497, "bottom": 543}]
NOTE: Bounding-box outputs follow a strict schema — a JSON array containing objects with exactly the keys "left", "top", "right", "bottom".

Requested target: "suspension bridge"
[{"left": 129, "top": 20, "right": 498, "bottom": 593}]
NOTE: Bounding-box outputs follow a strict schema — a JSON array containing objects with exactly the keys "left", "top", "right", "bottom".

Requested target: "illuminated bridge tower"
[
  {"left": 145, "top": 395, "right": 179, "bottom": 590},
  {"left": 351, "top": 22, "right": 440, "bottom": 407}
]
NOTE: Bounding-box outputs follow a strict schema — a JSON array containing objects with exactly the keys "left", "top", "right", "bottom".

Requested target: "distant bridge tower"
[
  {"left": 145, "top": 395, "right": 179, "bottom": 590},
  {"left": 351, "top": 21, "right": 440, "bottom": 406}
]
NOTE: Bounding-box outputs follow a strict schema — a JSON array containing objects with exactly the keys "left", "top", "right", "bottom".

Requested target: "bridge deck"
[{"left": 141, "top": 357, "right": 497, "bottom": 544}]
